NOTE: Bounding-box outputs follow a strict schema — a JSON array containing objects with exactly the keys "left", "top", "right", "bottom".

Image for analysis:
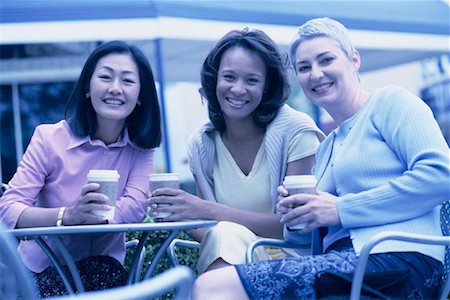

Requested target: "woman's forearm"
[
  {"left": 203, "top": 201, "right": 283, "bottom": 239},
  {"left": 16, "top": 206, "right": 61, "bottom": 228}
]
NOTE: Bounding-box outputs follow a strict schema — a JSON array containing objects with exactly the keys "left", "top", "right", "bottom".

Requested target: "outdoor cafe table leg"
[
  {"left": 34, "top": 236, "right": 76, "bottom": 294},
  {"left": 143, "top": 230, "right": 180, "bottom": 280},
  {"left": 52, "top": 236, "right": 85, "bottom": 293},
  {"left": 126, "top": 231, "right": 150, "bottom": 285}
]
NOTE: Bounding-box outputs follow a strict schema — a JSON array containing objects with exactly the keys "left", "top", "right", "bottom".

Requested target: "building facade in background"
[{"left": 1, "top": 43, "right": 449, "bottom": 185}]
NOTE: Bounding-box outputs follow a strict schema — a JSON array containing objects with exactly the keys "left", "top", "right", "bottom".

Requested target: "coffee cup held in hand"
[
  {"left": 87, "top": 169, "right": 120, "bottom": 221},
  {"left": 283, "top": 175, "right": 317, "bottom": 230},
  {"left": 149, "top": 173, "right": 180, "bottom": 219}
]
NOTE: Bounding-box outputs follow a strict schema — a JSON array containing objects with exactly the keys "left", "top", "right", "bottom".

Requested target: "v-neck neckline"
[{"left": 216, "top": 133, "right": 265, "bottom": 179}]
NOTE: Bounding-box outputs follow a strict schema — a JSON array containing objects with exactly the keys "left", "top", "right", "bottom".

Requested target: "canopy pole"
[
  {"left": 154, "top": 38, "right": 172, "bottom": 172},
  {"left": 12, "top": 83, "right": 24, "bottom": 165}
]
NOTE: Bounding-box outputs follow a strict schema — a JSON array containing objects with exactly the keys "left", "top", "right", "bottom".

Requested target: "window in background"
[
  {"left": 0, "top": 81, "right": 74, "bottom": 183},
  {"left": 421, "top": 81, "right": 450, "bottom": 146},
  {"left": 0, "top": 85, "right": 16, "bottom": 184},
  {"left": 421, "top": 54, "right": 450, "bottom": 146}
]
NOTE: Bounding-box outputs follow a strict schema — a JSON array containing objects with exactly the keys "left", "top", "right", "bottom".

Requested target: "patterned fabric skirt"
[
  {"left": 32, "top": 255, "right": 128, "bottom": 298},
  {"left": 235, "top": 248, "right": 443, "bottom": 300}
]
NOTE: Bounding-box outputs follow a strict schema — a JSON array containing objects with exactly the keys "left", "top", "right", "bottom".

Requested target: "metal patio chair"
[
  {"left": 0, "top": 222, "right": 194, "bottom": 300},
  {"left": 246, "top": 201, "right": 450, "bottom": 299}
]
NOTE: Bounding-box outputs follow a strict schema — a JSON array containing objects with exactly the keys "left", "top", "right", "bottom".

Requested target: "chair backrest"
[
  {"left": 441, "top": 201, "right": 450, "bottom": 264},
  {"left": 55, "top": 266, "right": 194, "bottom": 300},
  {"left": 0, "top": 223, "right": 37, "bottom": 299},
  {"left": 440, "top": 200, "right": 450, "bottom": 294},
  {"left": 0, "top": 221, "right": 194, "bottom": 300},
  {"left": 1, "top": 183, "right": 9, "bottom": 197}
]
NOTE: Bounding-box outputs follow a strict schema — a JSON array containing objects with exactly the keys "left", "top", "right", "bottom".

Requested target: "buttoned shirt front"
[{"left": 0, "top": 120, "right": 154, "bottom": 272}]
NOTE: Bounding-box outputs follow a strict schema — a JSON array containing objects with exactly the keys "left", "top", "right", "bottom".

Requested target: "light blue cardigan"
[{"left": 286, "top": 85, "right": 450, "bottom": 263}]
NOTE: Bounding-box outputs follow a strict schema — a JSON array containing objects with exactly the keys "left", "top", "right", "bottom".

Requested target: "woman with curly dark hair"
[
  {"left": 148, "top": 28, "right": 324, "bottom": 274},
  {"left": 192, "top": 18, "right": 449, "bottom": 300}
]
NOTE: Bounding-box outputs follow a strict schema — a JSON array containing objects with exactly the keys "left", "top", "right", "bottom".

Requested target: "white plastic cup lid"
[
  {"left": 149, "top": 173, "right": 179, "bottom": 181},
  {"left": 87, "top": 169, "right": 120, "bottom": 180},
  {"left": 283, "top": 175, "right": 317, "bottom": 188}
]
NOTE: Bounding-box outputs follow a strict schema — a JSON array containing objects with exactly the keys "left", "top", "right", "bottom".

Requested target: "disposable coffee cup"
[
  {"left": 148, "top": 173, "right": 180, "bottom": 219},
  {"left": 87, "top": 169, "right": 120, "bottom": 221},
  {"left": 283, "top": 175, "right": 317, "bottom": 230}
]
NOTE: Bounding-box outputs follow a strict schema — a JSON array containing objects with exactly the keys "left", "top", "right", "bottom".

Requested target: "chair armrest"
[
  {"left": 0, "top": 224, "right": 36, "bottom": 299},
  {"left": 167, "top": 238, "right": 201, "bottom": 267},
  {"left": 245, "top": 238, "right": 302, "bottom": 263},
  {"left": 125, "top": 239, "right": 139, "bottom": 248},
  {"left": 125, "top": 239, "right": 146, "bottom": 283},
  {"left": 350, "top": 231, "right": 450, "bottom": 300}
]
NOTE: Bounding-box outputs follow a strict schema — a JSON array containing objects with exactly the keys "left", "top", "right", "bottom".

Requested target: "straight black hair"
[{"left": 64, "top": 40, "right": 161, "bottom": 149}]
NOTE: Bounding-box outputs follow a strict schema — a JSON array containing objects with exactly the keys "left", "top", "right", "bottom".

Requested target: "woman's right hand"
[
  {"left": 147, "top": 188, "right": 208, "bottom": 221},
  {"left": 63, "top": 183, "right": 109, "bottom": 225},
  {"left": 277, "top": 185, "right": 340, "bottom": 233}
]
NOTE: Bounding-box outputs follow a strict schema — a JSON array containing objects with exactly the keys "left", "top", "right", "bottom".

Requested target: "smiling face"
[
  {"left": 294, "top": 37, "right": 360, "bottom": 110},
  {"left": 88, "top": 52, "right": 141, "bottom": 128},
  {"left": 216, "top": 46, "right": 267, "bottom": 124}
]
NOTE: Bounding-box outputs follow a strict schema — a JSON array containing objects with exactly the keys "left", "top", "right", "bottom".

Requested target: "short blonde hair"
[{"left": 290, "top": 17, "right": 356, "bottom": 69}]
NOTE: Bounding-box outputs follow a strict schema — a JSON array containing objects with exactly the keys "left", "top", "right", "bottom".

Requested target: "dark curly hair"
[
  {"left": 64, "top": 40, "right": 162, "bottom": 149},
  {"left": 200, "top": 28, "right": 290, "bottom": 132}
]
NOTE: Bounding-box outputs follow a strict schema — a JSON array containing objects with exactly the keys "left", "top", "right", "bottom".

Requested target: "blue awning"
[
  {"left": 1, "top": 0, "right": 449, "bottom": 78},
  {"left": 2, "top": 0, "right": 448, "bottom": 35}
]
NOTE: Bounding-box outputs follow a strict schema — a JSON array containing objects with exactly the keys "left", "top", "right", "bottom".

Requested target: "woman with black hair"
[
  {"left": 148, "top": 28, "right": 324, "bottom": 274},
  {"left": 0, "top": 40, "right": 161, "bottom": 297}
]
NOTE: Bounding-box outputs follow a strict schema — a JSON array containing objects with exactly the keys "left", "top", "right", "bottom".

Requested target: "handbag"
[{"left": 314, "top": 268, "right": 412, "bottom": 299}]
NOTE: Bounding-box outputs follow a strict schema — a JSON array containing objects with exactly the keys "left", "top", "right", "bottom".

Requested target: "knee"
[
  {"left": 192, "top": 272, "right": 213, "bottom": 299},
  {"left": 191, "top": 266, "right": 249, "bottom": 300},
  {"left": 205, "top": 221, "right": 256, "bottom": 243},
  {"left": 209, "top": 221, "right": 248, "bottom": 235}
]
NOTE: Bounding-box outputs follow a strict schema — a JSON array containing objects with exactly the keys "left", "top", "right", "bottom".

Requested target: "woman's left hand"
[{"left": 277, "top": 190, "right": 340, "bottom": 233}]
